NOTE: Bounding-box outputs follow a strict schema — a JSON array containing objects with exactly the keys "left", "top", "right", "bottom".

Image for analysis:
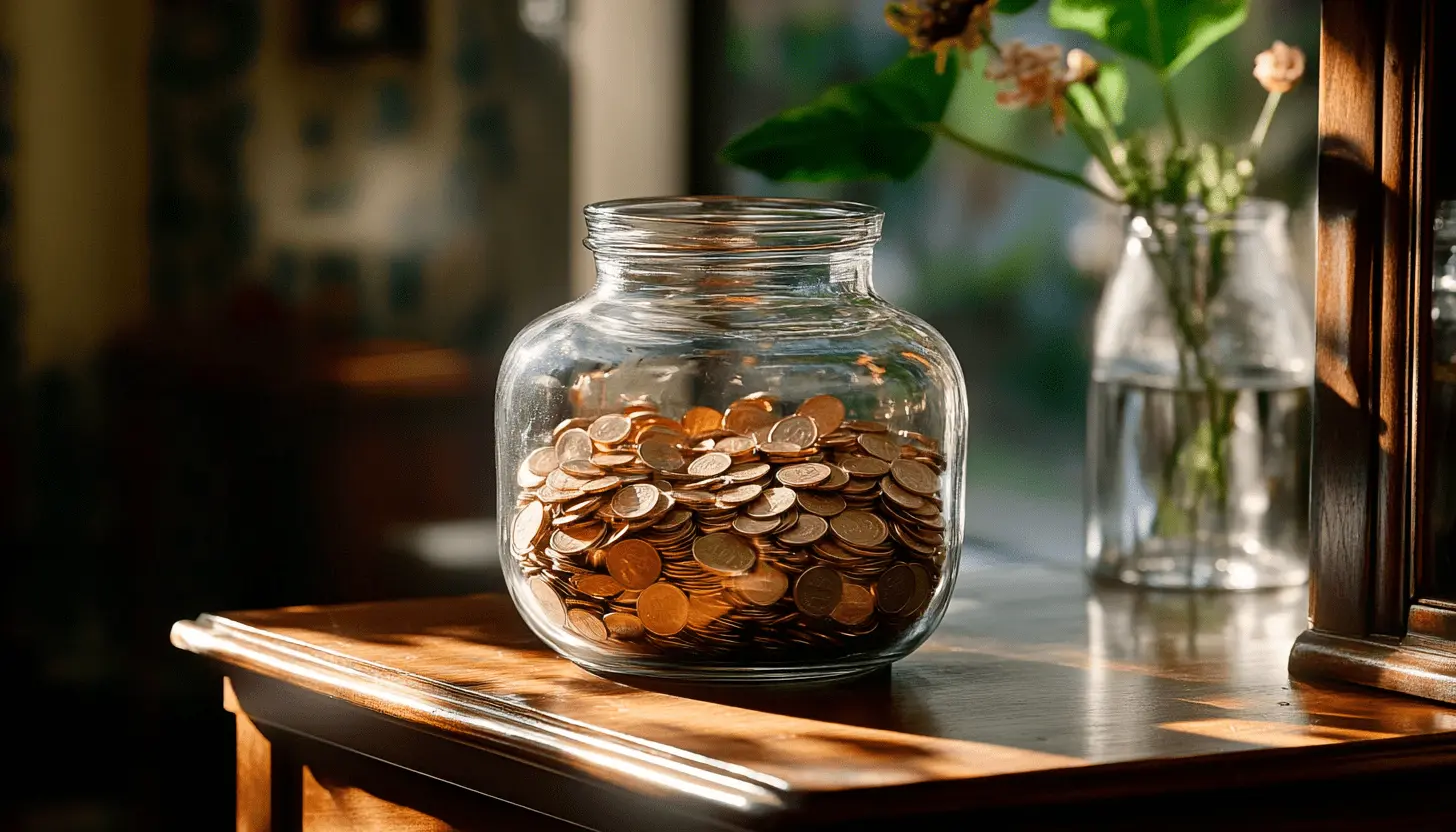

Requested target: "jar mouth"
[{"left": 584, "top": 196, "right": 884, "bottom": 256}]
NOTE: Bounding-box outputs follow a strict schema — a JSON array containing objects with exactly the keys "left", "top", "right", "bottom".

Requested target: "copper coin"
[
  {"left": 550, "top": 522, "right": 603, "bottom": 554},
  {"left": 796, "top": 394, "right": 846, "bottom": 436},
  {"left": 856, "top": 433, "right": 901, "bottom": 462},
  {"left": 511, "top": 501, "right": 547, "bottom": 555},
  {"left": 832, "top": 583, "right": 876, "bottom": 626},
  {"left": 605, "top": 538, "right": 662, "bottom": 590},
  {"left": 839, "top": 456, "right": 891, "bottom": 477},
  {"left": 890, "top": 458, "right": 939, "bottom": 496},
  {"left": 725, "top": 462, "right": 771, "bottom": 482},
  {"left": 777, "top": 513, "right": 828, "bottom": 545},
  {"left": 602, "top": 612, "right": 645, "bottom": 640},
  {"left": 686, "top": 594, "right": 734, "bottom": 630},
  {"left": 581, "top": 475, "right": 624, "bottom": 494},
  {"left": 881, "top": 476, "right": 927, "bottom": 510},
  {"left": 876, "top": 563, "right": 916, "bottom": 614},
  {"left": 777, "top": 462, "right": 831, "bottom": 487},
  {"left": 567, "top": 608, "right": 609, "bottom": 641},
  {"left": 687, "top": 451, "right": 732, "bottom": 477},
  {"left": 517, "top": 463, "right": 546, "bottom": 489},
  {"left": 682, "top": 406, "right": 724, "bottom": 436},
  {"left": 559, "top": 458, "right": 604, "bottom": 478},
  {"left": 819, "top": 464, "right": 851, "bottom": 490},
  {"left": 639, "top": 439, "right": 686, "bottom": 473},
  {"left": 723, "top": 403, "right": 775, "bottom": 435},
  {"left": 732, "top": 513, "right": 781, "bottom": 536},
  {"left": 553, "top": 417, "right": 593, "bottom": 438},
  {"left": 768, "top": 415, "right": 819, "bottom": 449},
  {"left": 729, "top": 564, "right": 789, "bottom": 606},
  {"left": 906, "top": 563, "right": 932, "bottom": 614},
  {"left": 797, "top": 491, "right": 847, "bottom": 517},
  {"left": 830, "top": 510, "right": 889, "bottom": 547},
  {"left": 611, "top": 484, "right": 662, "bottom": 519},
  {"left": 573, "top": 573, "right": 625, "bottom": 598},
  {"left": 637, "top": 582, "right": 690, "bottom": 636},
  {"left": 794, "top": 566, "right": 844, "bottom": 617},
  {"left": 716, "top": 483, "right": 763, "bottom": 506},
  {"left": 744, "top": 487, "right": 797, "bottom": 518},
  {"left": 591, "top": 452, "right": 638, "bottom": 468},
  {"left": 692, "top": 532, "right": 757, "bottom": 575},
  {"left": 758, "top": 441, "right": 803, "bottom": 454},
  {"left": 527, "top": 576, "right": 567, "bottom": 627},
  {"left": 587, "top": 414, "right": 631, "bottom": 445},
  {"left": 525, "top": 447, "right": 559, "bottom": 477},
  {"left": 554, "top": 428, "right": 593, "bottom": 462}
]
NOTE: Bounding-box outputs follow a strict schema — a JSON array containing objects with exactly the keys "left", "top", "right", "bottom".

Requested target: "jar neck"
[
  {"left": 1127, "top": 198, "right": 1289, "bottom": 245},
  {"left": 591, "top": 248, "right": 875, "bottom": 298}
]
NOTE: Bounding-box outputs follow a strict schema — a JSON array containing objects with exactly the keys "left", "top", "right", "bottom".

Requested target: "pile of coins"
[{"left": 509, "top": 393, "right": 949, "bottom": 659}]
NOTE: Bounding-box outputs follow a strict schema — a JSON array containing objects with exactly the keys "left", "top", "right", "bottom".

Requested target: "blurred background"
[{"left": 0, "top": 0, "right": 1318, "bottom": 828}]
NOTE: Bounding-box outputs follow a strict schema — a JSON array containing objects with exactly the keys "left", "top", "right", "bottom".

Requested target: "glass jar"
[
  {"left": 496, "top": 197, "right": 967, "bottom": 681},
  {"left": 1085, "top": 199, "right": 1315, "bottom": 590}
]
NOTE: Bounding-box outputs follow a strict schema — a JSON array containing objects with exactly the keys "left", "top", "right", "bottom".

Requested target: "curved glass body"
[
  {"left": 1086, "top": 199, "right": 1315, "bottom": 590},
  {"left": 496, "top": 197, "right": 967, "bottom": 681}
]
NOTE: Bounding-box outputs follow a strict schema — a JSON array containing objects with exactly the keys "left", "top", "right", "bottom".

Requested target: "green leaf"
[
  {"left": 720, "top": 52, "right": 958, "bottom": 182},
  {"left": 1065, "top": 62, "right": 1127, "bottom": 128},
  {"left": 1047, "top": 0, "right": 1248, "bottom": 78},
  {"left": 995, "top": 0, "right": 1040, "bottom": 13}
]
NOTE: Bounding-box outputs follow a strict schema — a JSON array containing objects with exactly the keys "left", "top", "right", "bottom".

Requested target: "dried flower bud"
[
  {"left": 1064, "top": 48, "right": 1099, "bottom": 85},
  {"left": 886, "top": 0, "right": 998, "bottom": 74},
  {"left": 985, "top": 40, "right": 1070, "bottom": 131},
  {"left": 1253, "top": 41, "right": 1305, "bottom": 94}
]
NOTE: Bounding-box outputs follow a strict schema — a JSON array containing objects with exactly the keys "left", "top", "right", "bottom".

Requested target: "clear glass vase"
[
  {"left": 1085, "top": 199, "right": 1315, "bottom": 590},
  {"left": 496, "top": 197, "right": 967, "bottom": 681}
]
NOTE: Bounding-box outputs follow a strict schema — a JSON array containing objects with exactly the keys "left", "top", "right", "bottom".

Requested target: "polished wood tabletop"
[{"left": 173, "top": 551, "right": 1456, "bottom": 830}]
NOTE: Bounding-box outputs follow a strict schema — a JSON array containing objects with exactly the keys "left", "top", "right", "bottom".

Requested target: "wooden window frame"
[{"left": 1288, "top": 0, "right": 1456, "bottom": 702}]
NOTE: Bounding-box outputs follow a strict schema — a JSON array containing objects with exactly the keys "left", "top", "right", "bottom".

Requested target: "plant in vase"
[{"left": 722, "top": 0, "right": 1315, "bottom": 590}]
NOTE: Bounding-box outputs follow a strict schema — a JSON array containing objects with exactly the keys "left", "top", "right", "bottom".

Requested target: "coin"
[
  {"left": 832, "top": 583, "right": 876, "bottom": 626},
  {"left": 890, "top": 458, "right": 939, "bottom": 496},
  {"left": 714, "top": 436, "right": 757, "bottom": 455},
  {"left": 768, "top": 415, "right": 819, "bottom": 449},
  {"left": 682, "top": 406, "right": 723, "bottom": 436},
  {"left": 797, "top": 491, "right": 847, "bottom": 517},
  {"left": 777, "top": 462, "right": 831, "bottom": 487},
  {"left": 587, "top": 413, "right": 631, "bottom": 445},
  {"left": 511, "top": 501, "right": 546, "bottom": 555},
  {"left": 723, "top": 402, "right": 775, "bottom": 435},
  {"left": 525, "top": 447, "right": 560, "bottom": 477},
  {"left": 581, "top": 475, "right": 623, "bottom": 494},
  {"left": 876, "top": 563, "right": 916, "bottom": 614},
  {"left": 555, "top": 428, "right": 593, "bottom": 462},
  {"left": 574, "top": 573, "right": 625, "bottom": 598},
  {"left": 777, "top": 513, "right": 829, "bottom": 545},
  {"left": 839, "top": 456, "right": 891, "bottom": 477},
  {"left": 687, "top": 451, "right": 733, "bottom": 477},
  {"left": 794, "top": 566, "right": 843, "bottom": 617},
  {"left": 603, "top": 612, "right": 645, "bottom": 640},
  {"left": 856, "top": 433, "right": 901, "bottom": 461},
  {"left": 637, "top": 582, "right": 690, "bottom": 636},
  {"left": 796, "top": 394, "right": 846, "bottom": 436},
  {"left": 692, "top": 532, "right": 757, "bottom": 575},
  {"left": 880, "top": 477, "right": 926, "bottom": 510},
  {"left": 744, "top": 487, "right": 797, "bottom": 518},
  {"left": 639, "top": 438, "right": 686, "bottom": 472},
  {"left": 732, "top": 513, "right": 781, "bottom": 536},
  {"left": 550, "top": 522, "right": 603, "bottom": 554},
  {"left": 567, "top": 608, "right": 609, "bottom": 641},
  {"left": 725, "top": 462, "right": 770, "bottom": 482},
  {"left": 830, "top": 510, "right": 888, "bottom": 547},
  {"left": 728, "top": 564, "right": 789, "bottom": 605},
  {"left": 611, "top": 484, "right": 662, "bottom": 519},
  {"left": 605, "top": 538, "right": 662, "bottom": 590},
  {"left": 527, "top": 576, "right": 567, "bottom": 627},
  {"left": 716, "top": 483, "right": 762, "bottom": 506},
  {"left": 906, "top": 563, "right": 932, "bottom": 614}
]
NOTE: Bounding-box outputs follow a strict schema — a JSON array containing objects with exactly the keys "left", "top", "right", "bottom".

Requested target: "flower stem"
[
  {"left": 934, "top": 123, "right": 1122, "bottom": 205},
  {"left": 1161, "top": 83, "right": 1186, "bottom": 149},
  {"left": 1247, "top": 91, "right": 1282, "bottom": 164}
]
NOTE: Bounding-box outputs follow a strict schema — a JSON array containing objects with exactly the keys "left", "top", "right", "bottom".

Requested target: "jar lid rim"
[{"left": 584, "top": 196, "right": 884, "bottom": 255}]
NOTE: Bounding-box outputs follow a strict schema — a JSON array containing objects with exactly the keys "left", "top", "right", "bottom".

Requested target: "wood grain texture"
[{"left": 175, "top": 556, "right": 1456, "bottom": 830}]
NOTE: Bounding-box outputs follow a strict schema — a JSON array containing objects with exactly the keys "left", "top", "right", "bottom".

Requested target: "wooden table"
[{"left": 172, "top": 552, "right": 1456, "bottom": 830}]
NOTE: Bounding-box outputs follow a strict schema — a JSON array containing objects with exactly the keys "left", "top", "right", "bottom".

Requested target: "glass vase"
[
  {"left": 496, "top": 197, "right": 968, "bottom": 681},
  {"left": 1085, "top": 199, "right": 1314, "bottom": 590}
]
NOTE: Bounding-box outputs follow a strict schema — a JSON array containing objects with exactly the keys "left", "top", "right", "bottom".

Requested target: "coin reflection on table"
[{"left": 509, "top": 393, "right": 949, "bottom": 660}]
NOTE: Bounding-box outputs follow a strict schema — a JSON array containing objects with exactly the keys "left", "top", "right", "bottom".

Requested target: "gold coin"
[
  {"left": 638, "top": 439, "right": 686, "bottom": 473},
  {"left": 716, "top": 483, "right": 763, "bottom": 506},
  {"left": 880, "top": 476, "right": 926, "bottom": 510},
  {"left": 692, "top": 532, "right": 757, "bottom": 575},
  {"left": 581, "top": 475, "right": 623, "bottom": 494},
  {"left": 839, "top": 456, "right": 891, "bottom": 477},
  {"left": 777, "top": 513, "right": 828, "bottom": 545},
  {"left": 831, "top": 583, "right": 876, "bottom": 626},
  {"left": 527, "top": 576, "right": 567, "bottom": 627},
  {"left": 794, "top": 566, "right": 843, "bottom": 617},
  {"left": 573, "top": 573, "right": 625, "bottom": 598},
  {"left": 728, "top": 564, "right": 789, "bottom": 605},
  {"left": 686, "top": 451, "right": 732, "bottom": 477},
  {"left": 744, "top": 487, "right": 797, "bottom": 518},
  {"left": 714, "top": 436, "right": 757, "bottom": 455},
  {"left": 555, "top": 428, "right": 593, "bottom": 462},
  {"left": 890, "top": 458, "right": 939, "bottom": 496},
  {"left": 588, "top": 413, "right": 632, "bottom": 445},
  {"left": 796, "top": 491, "right": 847, "bottom": 517},
  {"left": 637, "top": 582, "right": 690, "bottom": 636},
  {"left": 796, "top": 394, "right": 846, "bottom": 436},
  {"left": 605, "top": 538, "right": 662, "bottom": 590},
  {"left": 511, "top": 501, "right": 547, "bottom": 555},
  {"left": 732, "top": 513, "right": 781, "bottom": 536},
  {"left": 776, "top": 462, "right": 831, "bottom": 487},
  {"left": 875, "top": 563, "right": 916, "bottom": 614},
  {"left": 768, "top": 415, "right": 819, "bottom": 449},
  {"left": 602, "top": 612, "right": 645, "bottom": 640},
  {"left": 682, "top": 406, "right": 724, "bottom": 436},
  {"left": 567, "top": 608, "right": 609, "bottom": 641},
  {"left": 830, "top": 510, "right": 889, "bottom": 547},
  {"left": 856, "top": 433, "right": 900, "bottom": 462},
  {"left": 611, "top": 483, "right": 662, "bottom": 519},
  {"left": 525, "top": 447, "right": 560, "bottom": 477}
]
